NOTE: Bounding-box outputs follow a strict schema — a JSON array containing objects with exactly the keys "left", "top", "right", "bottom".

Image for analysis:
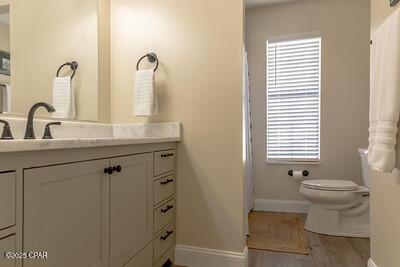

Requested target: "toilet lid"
[{"left": 302, "top": 179, "right": 358, "bottom": 191}]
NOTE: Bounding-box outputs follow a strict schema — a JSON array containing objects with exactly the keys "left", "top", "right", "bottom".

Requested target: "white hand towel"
[
  {"left": 2, "top": 84, "right": 11, "bottom": 113},
  {"left": 52, "top": 76, "right": 76, "bottom": 119},
  {"left": 133, "top": 70, "right": 158, "bottom": 116},
  {"left": 368, "top": 8, "right": 400, "bottom": 172}
]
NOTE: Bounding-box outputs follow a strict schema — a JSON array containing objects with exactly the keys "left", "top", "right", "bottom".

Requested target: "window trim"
[{"left": 265, "top": 33, "right": 322, "bottom": 164}]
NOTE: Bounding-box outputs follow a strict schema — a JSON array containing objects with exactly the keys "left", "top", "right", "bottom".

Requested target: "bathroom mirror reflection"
[
  {"left": 0, "top": 0, "right": 102, "bottom": 122},
  {"left": 0, "top": 4, "right": 10, "bottom": 115}
]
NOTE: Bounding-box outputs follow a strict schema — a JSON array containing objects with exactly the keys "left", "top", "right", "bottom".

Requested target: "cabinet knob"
[
  {"left": 104, "top": 167, "right": 113, "bottom": 175},
  {"left": 160, "top": 178, "right": 173, "bottom": 185},
  {"left": 113, "top": 165, "right": 122, "bottom": 173},
  {"left": 161, "top": 205, "right": 174, "bottom": 213},
  {"left": 160, "top": 230, "right": 173, "bottom": 240}
]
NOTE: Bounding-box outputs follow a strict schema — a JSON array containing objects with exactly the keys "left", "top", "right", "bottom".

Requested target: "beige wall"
[
  {"left": 10, "top": 0, "right": 99, "bottom": 121},
  {"left": 111, "top": 0, "right": 245, "bottom": 253},
  {"left": 371, "top": 0, "right": 400, "bottom": 33},
  {"left": 245, "top": 0, "right": 370, "bottom": 201},
  {"left": 98, "top": 0, "right": 111, "bottom": 123},
  {"left": 370, "top": 1, "right": 400, "bottom": 266}
]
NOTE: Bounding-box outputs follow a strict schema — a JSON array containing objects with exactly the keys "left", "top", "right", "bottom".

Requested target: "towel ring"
[
  {"left": 57, "top": 61, "right": 79, "bottom": 79},
  {"left": 136, "top": 53, "right": 159, "bottom": 72},
  {"left": 390, "top": 0, "right": 400, "bottom": 7}
]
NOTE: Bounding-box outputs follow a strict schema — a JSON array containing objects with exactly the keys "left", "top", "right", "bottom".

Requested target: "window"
[{"left": 266, "top": 36, "right": 321, "bottom": 163}]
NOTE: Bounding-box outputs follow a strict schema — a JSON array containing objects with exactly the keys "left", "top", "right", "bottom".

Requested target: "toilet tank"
[{"left": 358, "top": 148, "right": 369, "bottom": 187}]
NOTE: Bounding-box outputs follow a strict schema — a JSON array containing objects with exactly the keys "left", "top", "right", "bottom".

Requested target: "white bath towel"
[
  {"left": 368, "top": 8, "right": 400, "bottom": 172},
  {"left": 2, "top": 84, "right": 11, "bottom": 113},
  {"left": 133, "top": 70, "right": 158, "bottom": 116},
  {"left": 52, "top": 76, "right": 76, "bottom": 119}
]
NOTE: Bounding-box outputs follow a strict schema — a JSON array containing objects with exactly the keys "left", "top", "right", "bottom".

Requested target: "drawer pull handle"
[
  {"left": 161, "top": 205, "right": 174, "bottom": 213},
  {"left": 160, "top": 230, "right": 173, "bottom": 240},
  {"left": 113, "top": 165, "right": 122, "bottom": 173},
  {"left": 104, "top": 167, "right": 113, "bottom": 175},
  {"left": 160, "top": 179, "right": 174, "bottom": 185},
  {"left": 161, "top": 153, "right": 174, "bottom": 158}
]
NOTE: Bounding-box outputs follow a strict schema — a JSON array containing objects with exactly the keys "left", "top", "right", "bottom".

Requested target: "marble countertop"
[
  {"left": 0, "top": 119, "right": 181, "bottom": 153},
  {"left": 0, "top": 137, "right": 180, "bottom": 153}
]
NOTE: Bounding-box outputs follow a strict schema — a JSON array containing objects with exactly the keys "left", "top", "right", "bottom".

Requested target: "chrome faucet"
[{"left": 24, "top": 102, "right": 56, "bottom": 139}]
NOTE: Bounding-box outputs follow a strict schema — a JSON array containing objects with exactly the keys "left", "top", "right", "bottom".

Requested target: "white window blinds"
[{"left": 266, "top": 36, "right": 321, "bottom": 162}]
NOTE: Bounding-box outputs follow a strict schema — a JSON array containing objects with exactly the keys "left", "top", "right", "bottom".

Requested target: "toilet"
[{"left": 300, "top": 148, "right": 370, "bottom": 238}]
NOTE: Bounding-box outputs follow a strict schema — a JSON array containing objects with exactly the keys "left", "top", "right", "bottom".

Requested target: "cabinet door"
[
  {"left": 110, "top": 153, "right": 153, "bottom": 267},
  {"left": 0, "top": 235, "right": 16, "bottom": 267},
  {"left": 24, "top": 159, "right": 109, "bottom": 267},
  {"left": 0, "top": 172, "right": 16, "bottom": 230}
]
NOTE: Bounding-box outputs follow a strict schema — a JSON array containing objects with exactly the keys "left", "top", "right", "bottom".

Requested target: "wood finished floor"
[
  {"left": 248, "top": 212, "right": 370, "bottom": 267},
  {"left": 175, "top": 212, "right": 370, "bottom": 267}
]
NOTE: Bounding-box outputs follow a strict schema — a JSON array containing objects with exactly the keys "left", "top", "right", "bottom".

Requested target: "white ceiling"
[{"left": 246, "top": 0, "right": 300, "bottom": 8}]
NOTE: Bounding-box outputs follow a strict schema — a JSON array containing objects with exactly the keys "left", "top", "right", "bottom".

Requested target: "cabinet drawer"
[
  {"left": 154, "top": 223, "right": 175, "bottom": 263},
  {"left": 153, "top": 175, "right": 175, "bottom": 205},
  {"left": 124, "top": 242, "right": 153, "bottom": 267},
  {"left": 0, "top": 235, "right": 16, "bottom": 267},
  {"left": 154, "top": 198, "right": 175, "bottom": 234},
  {"left": 154, "top": 150, "right": 175, "bottom": 176},
  {"left": 154, "top": 245, "right": 175, "bottom": 267},
  {"left": 0, "top": 172, "right": 15, "bottom": 230}
]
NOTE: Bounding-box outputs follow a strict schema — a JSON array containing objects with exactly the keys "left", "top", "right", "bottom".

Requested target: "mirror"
[
  {"left": 0, "top": 4, "right": 10, "bottom": 115},
  {"left": 0, "top": 0, "right": 102, "bottom": 121}
]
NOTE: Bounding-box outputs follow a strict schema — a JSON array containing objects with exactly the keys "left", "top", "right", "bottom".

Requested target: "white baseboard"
[
  {"left": 175, "top": 244, "right": 248, "bottom": 267},
  {"left": 254, "top": 198, "right": 310, "bottom": 214},
  {"left": 368, "top": 258, "right": 378, "bottom": 267}
]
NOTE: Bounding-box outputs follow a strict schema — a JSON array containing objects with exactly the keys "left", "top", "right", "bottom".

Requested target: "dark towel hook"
[
  {"left": 56, "top": 61, "right": 78, "bottom": 79},
  {"left": 390, "top": 0, "right": 400, "bottom": 7},
  {"left": 136, "top": 53, "right": 159, "bottom": 72}
]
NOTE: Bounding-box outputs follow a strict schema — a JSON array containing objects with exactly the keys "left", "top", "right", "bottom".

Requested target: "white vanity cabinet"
[{"left": 0, "top": 142, "right": 177, "bottom": 267}]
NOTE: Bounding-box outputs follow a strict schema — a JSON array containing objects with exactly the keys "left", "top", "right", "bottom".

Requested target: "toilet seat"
[{"left": 302, "top": 179, "right": 358, "bottom": 191}]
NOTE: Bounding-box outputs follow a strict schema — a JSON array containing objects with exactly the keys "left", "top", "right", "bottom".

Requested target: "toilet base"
[{"left": 305, "top": 204, "right": 369, "bottom": 238}]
